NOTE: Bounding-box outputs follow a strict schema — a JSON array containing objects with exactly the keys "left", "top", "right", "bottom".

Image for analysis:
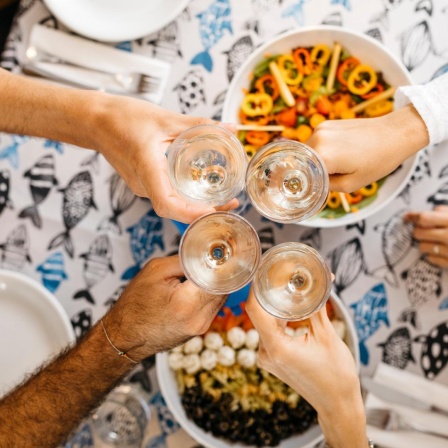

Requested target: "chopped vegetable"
[
  {"left": 359, "top": 183, "right": 378, "bottom": 196},
  {"left": 365, "top": 99, "right": 393, "bottom": 117},
  {"left": 268, "top": 61, "right": 296, "bottom": 107},
  {"left": 316, "top": 96, "right": 332, "bottom": 115},
  {"left": 346, "top": 191, "right": 363, "bottom": 204},
  {"left": 296, "top": 124, "right": 313, "bottom": 142},
  {"left": 310, "top": 113, "right": 326, "bottom": 129},
  {"left": 361, "top": 83, "right": 384, "bottom": 99},
  {"left": 347, "top": 64, "right": 378, "bottom": 96},
  {"left": 246, "top": 130, "right": 270, "bottom": 146},
  {"left": 327, "top": 192, "right": 342, "bottom": 209},
  {"left": 336, "top": 57, "right": 360, "bottom": 86},
  {"left": 241, "top": 93, "right": 273, "bottom": 117},
  {"left": 293, "top": 48, "right": 312, "bottom": 75},
  {"left": 276, "top": 107, "right": 297, "bottom": 127},
  {"left": 311, "top": 44, "right": 331, "bottom": 67},
  {"left": 255, "top": 74, "right": 279, "bottom": 101},
  {"left": 277, "top": 55, "right": 303, "bottom": 85}
]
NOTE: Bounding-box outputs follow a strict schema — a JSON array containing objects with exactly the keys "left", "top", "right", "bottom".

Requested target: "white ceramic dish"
[
  {"left": 222, "top": 26, "right": 418, "bottom": 228},
  {"left": 157, "top": 292, "right": 359, "bottom": 448},
  {"left": 43, "top": 0, "right": 190, "bottom": 43},
  {"left": 0, "top": 269, "right": 75, "bottom": 397}
]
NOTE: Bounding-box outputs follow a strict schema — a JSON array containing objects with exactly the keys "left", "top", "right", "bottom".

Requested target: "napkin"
[
  {"left": 26, "top": 24, "right": 171, "bottom": 104},
  {"left": 365, "top": 363, "right": 448, "bottom": 448}
]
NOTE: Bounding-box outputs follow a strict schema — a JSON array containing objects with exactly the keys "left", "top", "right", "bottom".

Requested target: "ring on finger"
[{"left": 434, "top": 244, "right": 440, "bottom": 255}]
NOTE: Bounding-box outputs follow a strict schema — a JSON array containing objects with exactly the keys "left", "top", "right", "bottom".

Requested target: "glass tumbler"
[
  {"left": 167, "top": 125, "right": 247, "bottom": 207},
  {"left": 246, "top": 140, "right": 329, "bottom": 224},
  {"left": 91, "top": 384, "right": 150, "bottom": 447},
  {"left": 179, "top": 212, "right": 261, "bottom": 294},
  {"left": 253, "top": 242, "right": 332, "bottom": 321}
]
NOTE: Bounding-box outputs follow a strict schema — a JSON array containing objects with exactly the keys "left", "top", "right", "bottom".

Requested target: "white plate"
[
  {"left": 222, "top": 26, "right": 418, "bottom": 228},
  {"left": 157, "top": 292, "right": 360, "bottom": 448},
  {"left": 0, "top": 269, "right": 75, "bottom": 397},
  {"left": 43, "top": 0, "right": 190, "bottom": 42}
]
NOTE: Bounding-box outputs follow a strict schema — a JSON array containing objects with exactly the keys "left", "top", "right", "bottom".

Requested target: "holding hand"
[
  {"left": 306, "top": 104, "right": 429, "bottom": 193},
  {"left": 94, "top": 97, "right": 238, "bottom": 223},
  {"left": 103, "top": 255, "right": 228, "bottom": 361},
  {"left": 245, "top": 290, "right": 366, "bottom": 448},
  {"left": 405, "top": 206, "right": 448, "bottom": 268}
]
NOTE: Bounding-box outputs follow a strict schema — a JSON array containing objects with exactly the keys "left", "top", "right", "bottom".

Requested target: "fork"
[
  {"left": 25, "top": 46, "right": 160, "bottom": 95},
  {"left": 366, "top": 408, "right": 448, "bottom": 439}
]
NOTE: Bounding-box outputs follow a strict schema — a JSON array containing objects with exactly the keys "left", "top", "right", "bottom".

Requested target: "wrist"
[
  {"left": 317, "top": 389, "right": 366, "bottom": 448},
  {"left": 388, "top": 104, "right": 429, "bottom": 160}
]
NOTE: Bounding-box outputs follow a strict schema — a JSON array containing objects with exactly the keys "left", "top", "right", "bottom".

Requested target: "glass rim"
[
  {"left": 253, "top": 242, "right": 332, "bottom": 321},
  {"left": 245, "top": 140, "right": 330, "bottom": 224},
  {"left": 179, "top": 211, "right": 262, "bottom": 294},
  {"left": 167, "top": 124, "right": 248, "bottom": 207}
]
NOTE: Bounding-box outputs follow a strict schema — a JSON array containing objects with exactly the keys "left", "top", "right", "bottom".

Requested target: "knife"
[{"left": 362, "top": 377, "right": 448, "bottom": 417}]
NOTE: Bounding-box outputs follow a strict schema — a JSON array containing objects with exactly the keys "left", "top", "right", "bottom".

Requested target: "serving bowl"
[
  {"left": 222, "top": 26, "right": 418, "bottom": 228},
  {"left": 156, "top": 292, "right": 360, "bottom": 448}
]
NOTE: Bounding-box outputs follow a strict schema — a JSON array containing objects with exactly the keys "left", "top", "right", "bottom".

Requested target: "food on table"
[
  {"left": 168, "top": 301, "right": 347, "bottom": 447},
  {"left": 238, "top": 43, "right": 394, "bottom": 219}
]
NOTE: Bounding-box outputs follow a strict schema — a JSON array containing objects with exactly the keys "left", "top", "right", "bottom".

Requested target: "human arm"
[
  {"left": 0, "top": 68, "right": 237, "bottom": 223},
  {"left": 245, "top": 290, "right": 367, "bottom": 448},
  {"left": 405, "top": 205, "right": 448, "bottom": 268},
  {"left": 0, "top": 255, "right": 227, "bottom": 447},
  {"left": 306, "top": 73, "right": 448, "bottom": 192}
]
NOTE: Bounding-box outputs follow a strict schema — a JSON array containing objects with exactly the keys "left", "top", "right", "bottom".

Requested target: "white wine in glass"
[
  {"left": 253, "top": 242, "right": 332, "bottom": 321},
  {"left": 167, "top": 125, "right": 247, "bottom": 207},
  {"left": 246, "top": 141, "right": 329, "bottom": 224},
  {"left": 179, "top": 212, "right": 261, "bottom": 294}
]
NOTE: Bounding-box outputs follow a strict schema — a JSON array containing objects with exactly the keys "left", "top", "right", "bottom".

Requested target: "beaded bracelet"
[{"left": 101, "top": 320, "right": 138, "bottom": 364}]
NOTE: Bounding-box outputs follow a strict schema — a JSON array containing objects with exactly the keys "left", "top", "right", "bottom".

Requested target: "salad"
[
  {"left": 238, "top": 43, "right": 394, "bottom": 218},
  {"left": 168, "top": 301, "right": 347, "bottom": 447}
]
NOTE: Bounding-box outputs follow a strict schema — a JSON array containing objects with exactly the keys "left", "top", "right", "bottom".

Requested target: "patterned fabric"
[{"left": 2, "top": 0, "right": 448, "bottom": 446}]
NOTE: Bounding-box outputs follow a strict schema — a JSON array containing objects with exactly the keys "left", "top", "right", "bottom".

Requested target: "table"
[{"left": 1, "top": 0, "right": 448, "bottom": 447}]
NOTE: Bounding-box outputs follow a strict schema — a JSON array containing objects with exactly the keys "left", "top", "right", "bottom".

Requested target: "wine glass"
[
  {"left": 179, "top": 212, "right": 261, "bottom": 294},
  {"left": 167, "top": 125, "right": 247, "bottom": 207},
  {"left": 246, "top": 141, "right": 329, "bottom": 224},
  {"left": 253, "top": 242, "right": 332, "bottom": 321}
]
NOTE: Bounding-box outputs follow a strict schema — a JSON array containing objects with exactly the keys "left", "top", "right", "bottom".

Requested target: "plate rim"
[
  {"left": 42, "top": 0, "right": 191, "bottom": 42},
  {"left": 0, "top": 268, "right": 75, "bottom": 343}
]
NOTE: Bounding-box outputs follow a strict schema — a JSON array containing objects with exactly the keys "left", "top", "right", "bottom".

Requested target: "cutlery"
[
  {"left": 366, "top": 407, "right": 448, "bottom": 439},
  {"left": 25, "top": 47, "right": 160, "bottom": 94},
  {"left": 362, "top": 377, "right": 448, "bottom": 416},
  {"left": 22, "top": 63, "right": 158, "bottom": 97}
]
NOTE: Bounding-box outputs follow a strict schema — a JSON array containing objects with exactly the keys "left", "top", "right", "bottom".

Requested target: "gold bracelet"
[{"left": 101, "top": 320, "right": 138, "bottom": 364}]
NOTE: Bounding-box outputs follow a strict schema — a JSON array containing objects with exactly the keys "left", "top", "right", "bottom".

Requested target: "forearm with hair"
[
  {"left": 0, "top": 321, "right": 134, "bottom": 448},
  {"left": 0, "top": 68, "right": 107, "bottom": 150}
]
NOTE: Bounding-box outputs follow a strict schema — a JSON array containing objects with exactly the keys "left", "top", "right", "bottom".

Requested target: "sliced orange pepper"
[
  {"left": 255, "top": 74, "right": 279, "bottom": 101},
  {"left": 293, "top": 48, "right": 313, "bottom": 75},
  {"left": 316, "top": 96, "right": 332, "bottom": 115},
  {"left": 246, "top": 130, "right": 270, "bottom": 146},
  {"left": 347, "top": 191, "right": 363, "bottom": 204},
  {"left": 347, "top": 65, "right": 378, "bottom": 96},
  {"left": 336, "top": 57, "right": 360, "bottom": 86},
  {"left": 296, "top": 124, "right": 313, "bottom": 142},
  {"left": 361, "top": 83, "right": 384, "bottom": 99},
  {"left": 276, "top": 107, "right": 297, "bottom": 127},
  {"left": 281, "top": 127, "right": 297, "bottom": 139},
  {"left": 241, "top": 92, "right": 273, "bottom": 117}
]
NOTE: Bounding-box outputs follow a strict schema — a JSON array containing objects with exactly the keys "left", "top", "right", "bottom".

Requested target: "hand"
[
  {"left": 405, "top": 206, "right": 448, "bottom": 268},
  {"left": 103, "top": 255, "right": 227, "bottom": 361},
  {"left": 245, "top": 290, "right": 366, "bottom": 448},
  {"left": 92, "top": 95, "right": 238, "bottom": 223},
  {"left": 306, "top": 104, "right": 429, "bottom": 192}
]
